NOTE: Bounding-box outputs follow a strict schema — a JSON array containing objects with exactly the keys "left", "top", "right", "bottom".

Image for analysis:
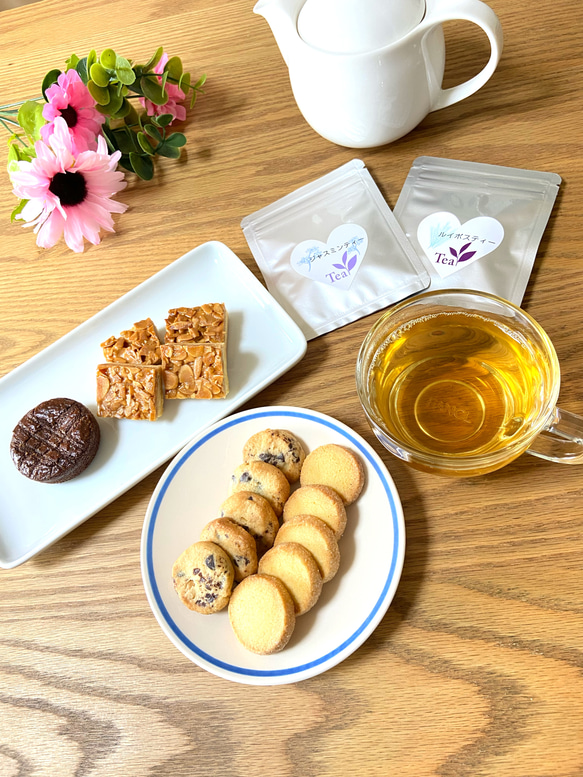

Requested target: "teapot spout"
[{"left": 254, "top": 0, "right": 306, "bottom": 67}]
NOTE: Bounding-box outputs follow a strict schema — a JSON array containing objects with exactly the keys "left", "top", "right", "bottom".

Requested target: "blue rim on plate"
[{"left": 143, "top": 407, "right": 405, "bottom": 683}]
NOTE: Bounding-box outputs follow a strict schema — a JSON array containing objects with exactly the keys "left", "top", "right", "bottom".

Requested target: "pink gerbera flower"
[
  {"left": 139, "top": 53, "right": 186, "bottom": 123},
  {"left": 41, "top": 69, "right": 105, "bottom": 153},
  {"left": 10, "top": 117, "right": 127, "bottom": 253}
]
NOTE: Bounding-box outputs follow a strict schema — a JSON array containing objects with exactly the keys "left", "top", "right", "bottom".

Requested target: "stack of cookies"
[
  {"left": 172, "top": 427, "right": 366, "bottom": 656},
  {"left": 96, "top": 303, "right": 228, "bottom": 421}
]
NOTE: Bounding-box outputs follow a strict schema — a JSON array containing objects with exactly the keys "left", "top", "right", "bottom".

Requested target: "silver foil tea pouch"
[
  {"left": 241, "top": 159, "right": 430, "bottom": 340},
  {"left": 393, "top": 156, "right": 561, "bottom": 304}
]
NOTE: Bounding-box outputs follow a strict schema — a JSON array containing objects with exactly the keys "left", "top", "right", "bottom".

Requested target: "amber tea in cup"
[{"left": 356, "top": 290, "right": 583, "bottom": 476}]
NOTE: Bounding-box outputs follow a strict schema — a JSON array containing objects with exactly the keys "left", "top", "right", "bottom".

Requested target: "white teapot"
[{"left": 254, "top": 0, "right": 503, "bottom": 148}]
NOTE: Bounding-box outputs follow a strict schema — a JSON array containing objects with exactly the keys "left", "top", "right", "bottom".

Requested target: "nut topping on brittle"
[
  {"left": 164, "top": 303, "right": 227, "bottom": 344},
  {"left": 101, "top": 317, "right": 162, "bottom": 365},
  {"left": 161, "top": 343, "right": 228, "bottom": 399}
]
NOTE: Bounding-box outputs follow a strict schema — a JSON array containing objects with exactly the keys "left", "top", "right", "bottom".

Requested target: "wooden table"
[{"left": 1, "top": 0, "right": 582, "bottom": 773}]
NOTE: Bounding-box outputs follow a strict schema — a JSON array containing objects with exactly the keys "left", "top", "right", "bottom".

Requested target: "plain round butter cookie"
[
  {"left": 172, "top": 540, "right": 234, "bottom": 614},
  {"left": 275, "top": 514, "right": 340, "bottom": 583},
  {"left": 229, "top": 573, "right": 296, "bottom": 655},
  {"left": 258, "top": 541, "right": 323, "bottom": 615},
  {"left": 300, "top": 444, "right": 365, "bottom": 505},
  {"left": 243, "top": 428, "right": 306, "bottom": 483},
  {"left": 283, "top": 484, "right": 347, "bottom": 539}
]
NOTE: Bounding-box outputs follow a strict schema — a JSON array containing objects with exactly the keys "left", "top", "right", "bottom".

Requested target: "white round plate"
[{"left": 141, "top": 406, "right": 405, "bottom": 685}]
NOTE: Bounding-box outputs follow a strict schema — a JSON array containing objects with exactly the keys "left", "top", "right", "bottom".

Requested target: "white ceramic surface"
[
  {"left": 255, "top": 0, "right": 503, "bottom": 148},
  {"left": 141, "top": 406, "right": 405, "bottom": 685},
  {"left": 0, "top": 242, "right": 307, "bottom": 569},
  {"left": 297, "top": 0, "right": 425, "bottom": 54}
]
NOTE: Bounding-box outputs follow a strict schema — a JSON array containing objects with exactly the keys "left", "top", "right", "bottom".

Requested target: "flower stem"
[{"left": 0, "top": 97, "right": 43, "bottom": 111}]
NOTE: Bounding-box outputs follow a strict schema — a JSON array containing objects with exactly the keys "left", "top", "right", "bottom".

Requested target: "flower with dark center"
[
  {"left": 48, "top": 171, "right": 87, "bottom": 206},
  {"left": 59, "top": 105, "right": 78, "bottom": 128},
  {"left": 41, "top": 69, "right": 104, "bottom": 153},
  {"left": 10, "top": 117, "right": 127, "bottom": 253}
]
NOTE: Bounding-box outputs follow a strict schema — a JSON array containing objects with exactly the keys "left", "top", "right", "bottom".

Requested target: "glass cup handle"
[{"left": 527, "top": 407, "right": 583, "bottom": 464}]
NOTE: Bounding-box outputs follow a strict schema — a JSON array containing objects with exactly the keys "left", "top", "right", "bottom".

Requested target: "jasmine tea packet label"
[
  {"left": 241, "top": 159, "right": 430, "bottom": 340},
  {"left": 394, "top": 157, "right": 561, "bottom": 304}
]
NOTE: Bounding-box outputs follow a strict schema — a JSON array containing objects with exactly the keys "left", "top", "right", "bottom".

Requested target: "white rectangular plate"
[{"left": 0, "top": 242, "right": 307, "bottom": 569}]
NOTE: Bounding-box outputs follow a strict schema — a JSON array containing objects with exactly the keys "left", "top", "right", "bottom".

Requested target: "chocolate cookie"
[
  {"left": 243, "top": 429, "right": 306, "bottom": 483},
  {"left": 10, "top": 398, "right": 100, "bottom": 483},
  {"left": 230, "top": 460, "right": 290, "bottom": 517},
  {"left": 172, "top": 540, "right": 234, "bottom": 614},
  {"left": 220, "top": 491, "right": 279, "bottom": 555},
  {"left": 200, "top": 518, "right": 258, "bottom": 582}
]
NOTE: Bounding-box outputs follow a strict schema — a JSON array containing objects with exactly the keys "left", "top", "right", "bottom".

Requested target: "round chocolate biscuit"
[{"left": 10, "top": 398, "right": 101, "bottom": 483}]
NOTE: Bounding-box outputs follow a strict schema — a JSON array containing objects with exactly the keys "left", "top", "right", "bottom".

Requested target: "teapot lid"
[{"left": 297, "top": 0, "right": 425, "bottom": 54}]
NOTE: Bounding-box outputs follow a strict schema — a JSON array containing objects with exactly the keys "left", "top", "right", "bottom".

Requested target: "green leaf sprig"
[{"left": 3, "top": 47, "right": 205, "bottom": 181}]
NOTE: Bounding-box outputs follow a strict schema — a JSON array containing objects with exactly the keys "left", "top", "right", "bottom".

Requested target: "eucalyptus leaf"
[
  {"left": 118, "top": 154, "right": 134, "bottom": 173},
  {"left": 164, "top": 132, "right": 187, "bottom": 148},
  {"left": 7, "top": 143, "right": 19, "bottom": 165},
  {"left": 143, "top": 46, "right": 163, "bottom": 72},
  {"left": 100, "top": 126, "right": 117, "bottom": 154},
  {"left": 129, "top": 151, "right": 154, "bottom": 180},
  {"left": 17, "top": 101, "right": 45, "bottom": 141},
  {"left": 76, "top": 57, "right": 89, "bottom": 84},
  {"left": 165, "top": 56, "right": 183, "bottom": 80},
  {"left": 112, "top": 98, "right": 132, "bottom": 119},
  {"left": 152, "top": 113, "right": 173, "bottom": 127},
  {"left": 65, "top": 53, "right": 80, "bottom": 72},
  {"left": 106, "top": 89, "right": 123, "bottom": 115},
  {"left": 87, "top": 50, "right": 98, "bottom": 72},
  {"left": 156, "top": 144, "right": 181, "bottom": 159},
  {"left": 90, "top": 62, "right": 110, "bottom": 88},
  {"left": 144, "top": 123, "right": 162, "bottom": 142},
  {"left": 115, "top": 56, "right": 136, "bottom": 86},
  {"left": 140, "top": 76, "right": 167, "bottom": 106},
  {"left": 137, "top": 132, "right": 155, "bottom": 155},
  {"left": 112, "top": 127, "right": 138, "bottom": 153},
  {"left": 87, "top": 80, "right": 110, "bottom": 105},
  {"left": 41, "top": 69, "right": 61, "bottom": 99},
  {"left": 178, "top": 72, "right": 191, "bottom": 92},
  {"left": 123, "top": 103, "right": 140, "bottom": 125},
  {"left": 100, "top": 48, "right": 117, "bottom": 69}
]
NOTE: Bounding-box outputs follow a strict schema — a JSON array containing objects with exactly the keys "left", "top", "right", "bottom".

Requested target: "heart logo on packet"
[
  {"left": 290, "top": 224, "right": 368, "bottom": 290},
  {"left": 417, "top": 212, "right": 504, "bottom": 279}
]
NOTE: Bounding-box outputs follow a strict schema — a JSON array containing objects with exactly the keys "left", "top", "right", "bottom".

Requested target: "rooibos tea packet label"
[
  {"left": 241, "top": 159, "right": 430, "bottom": 340},
  {"left": 394, "top": 156, "right": 561, "bottom": 304}
]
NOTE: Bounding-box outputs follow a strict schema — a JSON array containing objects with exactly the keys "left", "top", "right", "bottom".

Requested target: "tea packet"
[
  {"left": 241, "top": 159, "right": 430, "bottom": 340},
  {"left": 393, "top": 156, "right": 561, "bottom": 304}
]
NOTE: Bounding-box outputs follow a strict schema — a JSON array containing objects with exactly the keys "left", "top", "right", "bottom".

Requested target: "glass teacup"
[{"left": 356, "top": 289, "right": 583, "bottom": 476}]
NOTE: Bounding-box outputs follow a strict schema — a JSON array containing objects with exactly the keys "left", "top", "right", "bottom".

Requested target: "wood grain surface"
[{"left": 1, "top": 0, "right": 582, "bottom": 774}]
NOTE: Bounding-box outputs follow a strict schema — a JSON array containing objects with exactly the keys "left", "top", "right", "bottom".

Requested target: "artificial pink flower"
[
  {"left": 10, "top": 117, "right": 127, "bottom": 253},
  {"left": 139, "top": 53, "right": 186, "bottom": 123},
  {"left": 41, "top": 69, "right": 105, "bottom": 153}
]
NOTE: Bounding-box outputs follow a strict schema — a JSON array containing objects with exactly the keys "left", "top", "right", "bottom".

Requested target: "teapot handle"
[{"left": 421, "top": 0, "right": 504, "bottom": 111}]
